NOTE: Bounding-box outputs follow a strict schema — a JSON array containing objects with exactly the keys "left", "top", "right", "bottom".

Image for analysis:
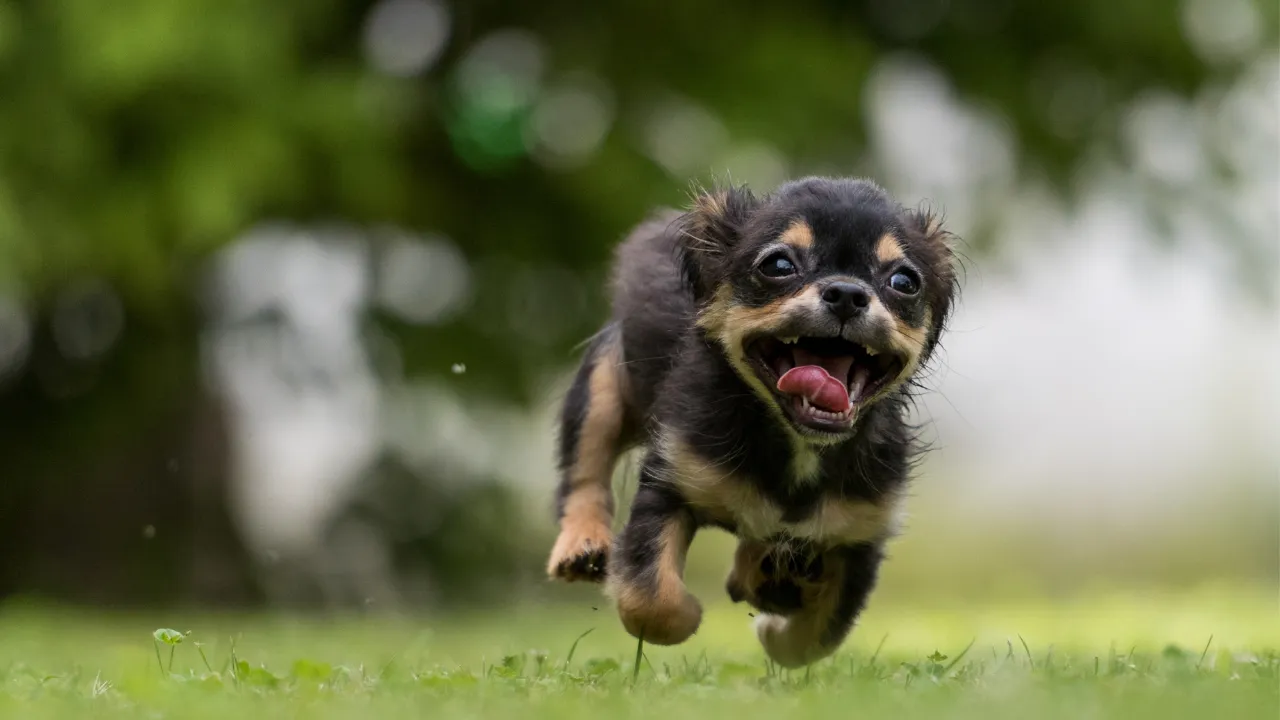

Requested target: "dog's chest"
[{"left": 667, "top": 447, "right": 898, "bottom": 545}]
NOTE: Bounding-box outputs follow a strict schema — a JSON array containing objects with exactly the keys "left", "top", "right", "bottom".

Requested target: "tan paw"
[
  {"left": 726, "top": 538, "right": 830, "bottom": 615},
  {"left": 615, "top": 587, "right": 703, "bottom": 646},
  {"left": 755, "top": 613, "right": 835, "bottom": 668},
  {"left": 546, "top": 521, "right": 613, "bottom": 582}
]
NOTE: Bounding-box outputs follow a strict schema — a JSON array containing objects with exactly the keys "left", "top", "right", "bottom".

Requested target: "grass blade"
[
  {"left": 1018, "top": 634, "right": 1034, "bottom": 668},
  {"left": 564, "top": 627, "right": 595, "bottom": 669},
  {"left": 632, "top": 634, "right": 645, "bottom": 684},
  {"left": 942, "top": 638, "right": 976, "bottom": 675},
  {"left": 1196, "top": 635, "right": 1214, "bottom": 670},
  {"left": 868, "top": 633, "right": 889, "bottom": 666}
]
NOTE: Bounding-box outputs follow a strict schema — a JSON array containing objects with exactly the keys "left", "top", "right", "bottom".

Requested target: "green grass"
[{"left": 1, "top": 588, "right": 1276, "bottom": 719}]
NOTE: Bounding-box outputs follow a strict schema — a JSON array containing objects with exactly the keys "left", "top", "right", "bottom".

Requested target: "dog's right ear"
[{"left": 676, "top": 186, "right": 758, "bottom": 301}]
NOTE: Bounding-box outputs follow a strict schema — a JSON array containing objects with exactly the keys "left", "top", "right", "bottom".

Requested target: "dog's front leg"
[
  {"left": 607, "top": 462, "right": 702, "bottom": 645},
  {"left": 754, "top": 542, "right": 885, "bottom": 667}
]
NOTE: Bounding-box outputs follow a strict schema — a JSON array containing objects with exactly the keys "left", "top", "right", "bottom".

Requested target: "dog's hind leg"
[{"left": 547, "top": 325, "right": 628, "bottom": 582}]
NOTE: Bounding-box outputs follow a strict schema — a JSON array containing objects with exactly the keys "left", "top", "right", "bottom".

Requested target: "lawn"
[{"left": 1, "top": 586, "right": 1276, "bottom": 719}]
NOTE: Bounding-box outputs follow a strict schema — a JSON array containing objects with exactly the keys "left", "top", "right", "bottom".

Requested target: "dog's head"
[{"left": 680, "top": 177, "right": 957, "bottom": 444}]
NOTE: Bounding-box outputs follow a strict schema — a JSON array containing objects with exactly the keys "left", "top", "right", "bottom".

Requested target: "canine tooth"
[
  {"left": 801, "top": 396, "right": 810, "bottom": 410},
  {"left": 864, "top": 346, "right": 879, "bottom": 356}
]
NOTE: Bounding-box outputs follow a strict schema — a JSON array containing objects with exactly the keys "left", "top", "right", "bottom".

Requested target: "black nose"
[{"left": 821, "top": 281, "right": 871, "bottom": 320}]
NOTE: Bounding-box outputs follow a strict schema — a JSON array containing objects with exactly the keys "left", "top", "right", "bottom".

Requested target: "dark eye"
[
  {"left": 888, "top": 268, "right": 921, "bottom": 295},
  {"left": 758, "top": 253, "right": 797, "bottom": 279}
]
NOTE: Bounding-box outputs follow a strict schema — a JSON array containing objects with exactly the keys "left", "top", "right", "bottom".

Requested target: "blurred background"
[{"left": 0, "top": 0, "right": 1275, "bottom": 614}]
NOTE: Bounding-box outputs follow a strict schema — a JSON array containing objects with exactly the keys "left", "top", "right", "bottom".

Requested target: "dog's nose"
[{"left": 821, "top": 281, "right": 871, "bottom": 320}]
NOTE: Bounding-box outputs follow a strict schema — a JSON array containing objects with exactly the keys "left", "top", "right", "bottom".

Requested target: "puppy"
[{"left": 546, "top": 177, "right": 957, "bottom": 667}]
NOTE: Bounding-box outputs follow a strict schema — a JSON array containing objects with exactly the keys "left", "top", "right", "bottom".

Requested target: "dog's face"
[{"left": 681, "top": 177, "right": 957, "bottom": 443}]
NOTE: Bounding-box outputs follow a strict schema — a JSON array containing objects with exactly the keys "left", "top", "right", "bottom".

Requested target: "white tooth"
[
  {"left": 780, "top": 336, "right": 799, "bottom": 345},
  {"left": 801, "top": 396, "right": 810, "bottom": 411},
  {"left": 864, "top": 346, "right": 879, "bottom": 356},
  {"left": 848, "top": 366, "right": 870, "bottom": 401}
]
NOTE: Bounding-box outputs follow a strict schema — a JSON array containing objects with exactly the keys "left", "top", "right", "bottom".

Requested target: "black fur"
[
  {"left": 613, "top": 459, "right": 694, "bottom": 594},
  {"left": 552, "top": 176, "right": 958, "bottom": 664},
  {"left": 821, "top": 542, "right": 884, "bottom": 649}
]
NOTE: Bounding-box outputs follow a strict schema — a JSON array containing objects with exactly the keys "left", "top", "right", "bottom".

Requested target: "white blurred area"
[{"left": 191, "top": 0, "right": 1278, "bottom": 600}]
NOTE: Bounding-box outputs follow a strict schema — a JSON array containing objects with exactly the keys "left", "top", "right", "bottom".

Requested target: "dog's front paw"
[
  {"left": 726, "top": 538, "right": 828, "bottom": 615},
  {"left": 755, "top": 613, "right": 834, "bottom": 668},
  {"left": 546, "top": 522, "right": 613, "bottom": 582},
  {"left": 614, "top": 586, "right": 703, "bottom": 645}
]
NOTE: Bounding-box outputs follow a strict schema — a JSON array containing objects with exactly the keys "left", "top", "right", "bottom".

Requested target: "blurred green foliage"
[
  {"left": 0, "top": 0, "right": 1274, "bottom": 606},
  {"left": 2, "top": 0, "right": 1272, "bottom": 394}
]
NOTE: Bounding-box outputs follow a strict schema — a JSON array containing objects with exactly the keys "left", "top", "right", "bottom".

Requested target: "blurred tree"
[{"left": 0, "top": 0, "right": 1272, "bottom": 605}]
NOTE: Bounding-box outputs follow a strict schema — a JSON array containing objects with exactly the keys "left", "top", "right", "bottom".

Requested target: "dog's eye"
[
  {"left": 758, "top": 253, "right": 797, "bottom": 279},
  {"left": 888, "top": 269, "right": 921, "bottom": 295}
]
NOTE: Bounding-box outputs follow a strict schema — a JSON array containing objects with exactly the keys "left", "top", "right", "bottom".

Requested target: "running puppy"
[{"left": 547, "top": 177, "right": 958, "bottom": 667}]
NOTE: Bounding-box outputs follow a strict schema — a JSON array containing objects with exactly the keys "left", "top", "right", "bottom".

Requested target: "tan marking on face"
[
  {"left": 695, "top": 283, "right": 823, "bottom": 418},
  {"left": 875, "top": 233, "right": 905, "bottom": 264},
  {"left": 852, "top": 301, "right": 932, "bottom": 407},
  {"left": 892, "top": 312, "right": 929, "bottom": 356},
  {"left": 696, "top": 283, "right": 822, "bottom": 339},
  {"left": 608, "top": 514, "right": 702, "bottom": 645},
  {"left": 880, "top": 307, "right": 932, "bottom": 398},
  {"left": 547, "top": 339, "right": 625, "bottom": 580},
  {"left": 779, "top": 220, "right": 814, "bottom": 250},
  {"left": 694, "top": 285, "right": 829, "bottom": 464},
  {"left": 663, "top": 436, "right": 901, "bottom": 544}
]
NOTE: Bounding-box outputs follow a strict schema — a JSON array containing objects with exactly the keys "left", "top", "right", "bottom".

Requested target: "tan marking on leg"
[
  {"left": 546, "top": 484, "right": 614, "bottom": 579},
  {"left": 779, "top": 220, "right": 814, "bottom": 251},
  {"left": 875, "top": 233, "right": 905, "bottom": 264},
  {"left": 609, "top": 516, "right": 702, "bottom": 645},
  {"left": 725, "top": 537, "right": 771, "bottom": 602},
  {"left": 548, "top": 341, "right": 625, "bottom": 581},
  {"left": 755, "top": 548, "right": 846, "bottom": 668}
]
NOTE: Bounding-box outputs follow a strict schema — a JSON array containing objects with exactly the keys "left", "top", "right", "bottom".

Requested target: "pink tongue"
[{"left": 777, "top": 366, "right": 851, "bottom": 413}]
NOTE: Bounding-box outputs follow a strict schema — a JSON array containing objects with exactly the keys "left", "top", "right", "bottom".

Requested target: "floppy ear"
[{"left": 676, "top": 186, "right": 758, "bottom": 300}]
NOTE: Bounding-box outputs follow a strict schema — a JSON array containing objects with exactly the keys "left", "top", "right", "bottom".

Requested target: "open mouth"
[{"left": 746, "top": 335, "right": 905, "bottom": 434}]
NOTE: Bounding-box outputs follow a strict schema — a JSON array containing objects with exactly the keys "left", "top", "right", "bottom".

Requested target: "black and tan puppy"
[{"left": 547, "top": 177, "right": 957, "bottom": 667}]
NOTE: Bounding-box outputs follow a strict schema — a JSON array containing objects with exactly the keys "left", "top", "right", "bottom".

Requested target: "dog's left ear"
[
  {"left": 902, "top": 206, "right": 960, "bottom": 357},
  {"left": 677, "top": 186, "right": 758, "bottom": 301},
  {"left": 903, "top": 207, "right": 957, "bottom": 283},
  {"left": 903, "top": 208, "right": 954, "bottom": 253}
]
